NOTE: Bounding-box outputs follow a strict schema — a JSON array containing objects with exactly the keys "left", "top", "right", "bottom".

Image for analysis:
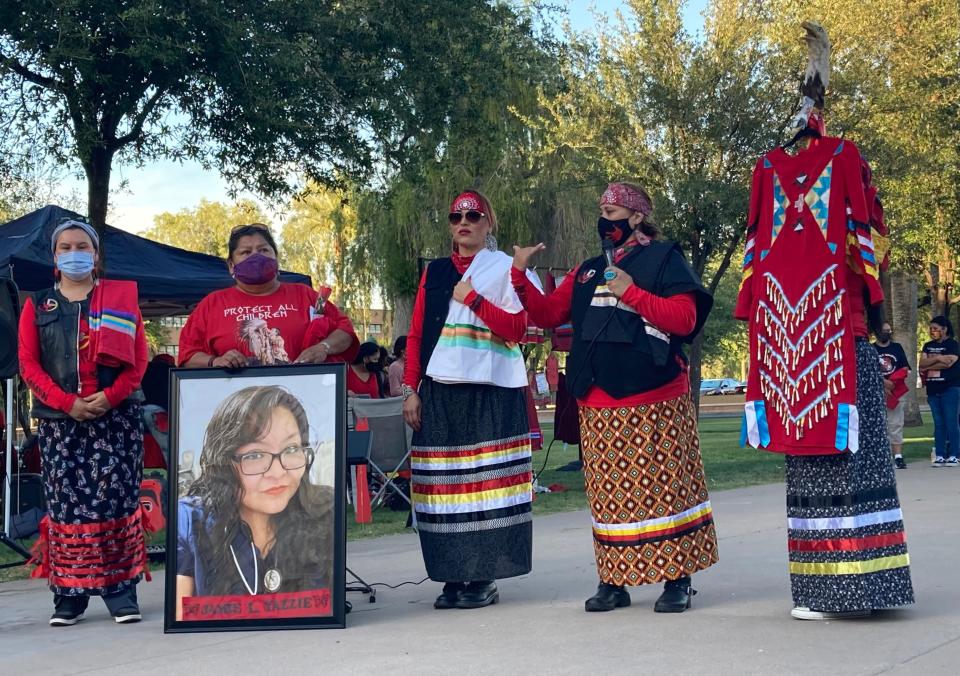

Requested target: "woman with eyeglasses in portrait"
[
  {"left": 175, "top": 386, "right": 334, "bottom": 620},
  {"left": 178, "top": 223, "right": 359, "bottom": 369},
  {"left": 920, "top": 315, "right": 960, "bottom": 467},
  {"left": 402, "top": 190, "right": 540, "bottom": 610},
  {"left": 18, "top": 218, "right": 150, "bottom": 626},
  {"left": 512, "top": 182, "right": 718, "bottom": 614}
]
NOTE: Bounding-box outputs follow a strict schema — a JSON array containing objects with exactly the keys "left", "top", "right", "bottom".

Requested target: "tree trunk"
[
  {"left": 689, "top": 330, "right": 704, "bottom": 414},
  {"left": 391, "top": 294, "right": 414, "bottom": 339},
  {"left": 890, "top": 269, "right": 922, "bottom": 426},
  {"left": 84, "top": 146, "right": 114, "bottom": 236}
]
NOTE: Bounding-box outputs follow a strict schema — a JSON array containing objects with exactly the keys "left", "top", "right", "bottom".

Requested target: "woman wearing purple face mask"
[{"left": 178, "top": 223, "right": 360, "bottom": 368}]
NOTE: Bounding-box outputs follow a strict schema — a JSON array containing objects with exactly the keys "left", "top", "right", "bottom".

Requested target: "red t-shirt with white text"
[{"left": 178, "top": 283, "right": 354, "bottom": 366}]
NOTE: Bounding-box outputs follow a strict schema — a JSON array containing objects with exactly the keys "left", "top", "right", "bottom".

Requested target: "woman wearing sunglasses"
[
  {"left": 402, "top": 190, "right": 540, "bottom": 609},
  {"left": 511, "top": 182, "right": 718, "bottom": 614},
  {"left": 178, "top": 223, "right": 359, "bottom": 368},
  {"left": 175, "top": 386, "right": 334, "bottom": 619}
]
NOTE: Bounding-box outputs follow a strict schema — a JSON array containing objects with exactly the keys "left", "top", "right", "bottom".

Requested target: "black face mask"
[
  {"left": 597, "top": 217, "right": 633, "bottom": 247},
  {"left": 879, "top": 332, "right": 892, "bottom": 342},
  {"left": 366, "top": 361, "right": 384, "bottom": 373}
]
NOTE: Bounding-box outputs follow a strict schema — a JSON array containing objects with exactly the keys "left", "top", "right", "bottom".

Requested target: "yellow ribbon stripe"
[
  {"left": 412, "top": 483, "right": 530, "bottom": 506},
  {"left": 789, "top": 553, "right": 910, "bottom": 576},
  {"left": 592, "top": 504, "right": 713, "bottom": 537}
]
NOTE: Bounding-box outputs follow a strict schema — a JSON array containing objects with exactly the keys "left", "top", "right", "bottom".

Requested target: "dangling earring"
[{"left": 484, "top": 232, "right": 498, "bottom": 252}]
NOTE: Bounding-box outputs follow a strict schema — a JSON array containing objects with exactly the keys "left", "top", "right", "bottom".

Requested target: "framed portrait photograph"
[{"left": 164, "top": 364, "right": 346, "bottom": 632}]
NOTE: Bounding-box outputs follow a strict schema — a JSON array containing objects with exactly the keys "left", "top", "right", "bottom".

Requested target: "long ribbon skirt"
[
  {"left": 785, "top": 338, "right": 915, "bottom": 611},
  {"left": 35, "top": 403, "right": 148, "bottom": 596},
  {"left": 579, "top": 393, "right": 719, "bottom": 586},
  {"left": 411, "top": 380, "right": 533, "bottom": 582}
]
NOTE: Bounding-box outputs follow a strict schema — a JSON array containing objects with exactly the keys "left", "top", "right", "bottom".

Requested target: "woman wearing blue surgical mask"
[
  {"left": 177, "top": 224, "right": 360, "bottom": 368},
  {"left": 17, "top": 218, "right": 150, "bottom": 626}
]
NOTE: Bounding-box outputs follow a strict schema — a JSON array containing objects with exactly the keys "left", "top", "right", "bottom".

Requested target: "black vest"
[
  {"left": 567, "top": 241, "right": 696, "bottom": 399},
  {"left": 30, "top": 287, "right": 141, "bottom": 419},
  {"left": 418, "top": 258, "right": 462, "bottom": 376}
]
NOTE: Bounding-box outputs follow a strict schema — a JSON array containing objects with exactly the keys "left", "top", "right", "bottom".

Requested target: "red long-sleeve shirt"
[
  {"left": 403, "top": 254, "right": 529, "bottom": 389},
  {"left": 510, "top": 261, "right": 698, "bottom": 407},
  {"left": 19, "top": 295, "right": 148, "bottom": 414}
]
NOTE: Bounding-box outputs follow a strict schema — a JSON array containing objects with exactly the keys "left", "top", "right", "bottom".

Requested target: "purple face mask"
[{"left": 232, "top": 253, "right": 278, "bottom": 285}]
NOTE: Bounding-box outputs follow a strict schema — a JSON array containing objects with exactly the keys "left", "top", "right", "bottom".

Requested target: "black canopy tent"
[{"left": 0, "top": 205, "right": 311, "bottom": 316}]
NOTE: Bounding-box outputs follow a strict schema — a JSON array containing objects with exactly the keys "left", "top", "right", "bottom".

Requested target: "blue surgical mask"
[{"left": 57, "top": 250, "right": 96, "bottom": 281}]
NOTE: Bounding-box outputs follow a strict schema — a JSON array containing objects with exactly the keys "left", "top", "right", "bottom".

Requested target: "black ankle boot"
[
  {"left": 434, "top": 582, "right": 465, "bottom": 609},
  {"left": 455, "top": 581, "right": 499, "bottom": 609},
  {"left": 584, "top": 582, "right": 631, "bottom": 612},
  {"left": 654, "top": 576, "right": 696, "bottom": 613}
]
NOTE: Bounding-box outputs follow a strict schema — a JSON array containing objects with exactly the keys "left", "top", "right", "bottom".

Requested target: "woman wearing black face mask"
[
  {"left": 511, "top": 182, "right": 718, "bottom": 615},
  {"left": 178, "top": 224, "right": 360, "bottom": 368},
  {"left": 347, "top": 341, "right": 382, "bottom": 398}
]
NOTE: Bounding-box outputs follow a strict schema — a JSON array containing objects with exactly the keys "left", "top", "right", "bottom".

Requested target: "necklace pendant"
[{"left": 264, "top": 568, "right": 282, "bottom": 592}]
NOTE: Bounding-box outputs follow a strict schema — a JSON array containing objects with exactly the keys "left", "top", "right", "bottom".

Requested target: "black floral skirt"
[
  {"left": 36, "top": 402, "right": 148, "bottom": 597},
  {"left": 411, "top": 380, "right": 533, "bottom": 582},
  {"left": 785, "top": 339, "right": 914, "bottom": 611}
]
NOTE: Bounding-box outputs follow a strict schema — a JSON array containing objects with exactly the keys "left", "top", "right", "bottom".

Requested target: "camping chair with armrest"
[{"left": 348, "top": 396, "right": 415, "bottom": 527}]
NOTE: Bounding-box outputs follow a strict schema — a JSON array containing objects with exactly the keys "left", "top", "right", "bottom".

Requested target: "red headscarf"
[
  {"left": 600, "top": 183, "right": 652, "bottom": 218},
  {"left": 450, "top": 191, "right": 484, "bottom": 213}
]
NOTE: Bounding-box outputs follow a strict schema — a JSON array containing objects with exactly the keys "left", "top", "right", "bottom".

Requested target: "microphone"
[{"left": 602, "top": 238, "right": 616, "bottom": 281}]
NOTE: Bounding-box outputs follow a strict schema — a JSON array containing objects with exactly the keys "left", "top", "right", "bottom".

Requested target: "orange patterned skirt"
[{"left": 579, "top": 393, "right": 719, "bottom": 586}]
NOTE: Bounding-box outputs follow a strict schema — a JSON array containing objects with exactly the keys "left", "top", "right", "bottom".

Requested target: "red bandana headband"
[
  {"left": 600, "top": 183, "right": 652, "bottom": 218},
  {"left": 451, "top": 191, "right": 484, "bottom": 213}
]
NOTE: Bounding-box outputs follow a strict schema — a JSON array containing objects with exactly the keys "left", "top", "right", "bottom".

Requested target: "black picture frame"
[{"left": 164, "top": 364, "right": 346, "bottom": 632}]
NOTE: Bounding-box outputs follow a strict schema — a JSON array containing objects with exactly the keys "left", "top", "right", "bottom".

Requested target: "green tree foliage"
[
  {"left": 282, "top": 183, "right": 372, "bottom": 310},
  {"left": 143, "top": 199, "right": 269, "bottom": 258},
  {"left": 353, "top": 3, "right": 566, "bottom": 334},
  {"left": 528, "top": 0, "right": 796, "bottom": 391},
  {"left": 763, "top": 0, "right": 960, "bottom": 308},
  {"left": 0, "top": 0, "right": 542, "bottom": 234}
]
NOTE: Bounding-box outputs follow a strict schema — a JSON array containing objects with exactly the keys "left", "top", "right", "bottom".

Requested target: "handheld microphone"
[{"left": 602, "top": 239, "right": 616, "bottom": 281}]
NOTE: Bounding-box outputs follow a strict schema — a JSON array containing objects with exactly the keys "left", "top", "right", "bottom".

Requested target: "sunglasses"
[
  {"left": 231, "top": 223, "right": 271, "bottom": 235},
  {"left": 448, "top": 210, "right": 485, "bottom": 225}
]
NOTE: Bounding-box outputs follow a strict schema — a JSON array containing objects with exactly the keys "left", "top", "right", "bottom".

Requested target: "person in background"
[
  {"left": 919, "top": 315, "right": 960, "bottom": 467},
  {"left": 377, "top": 345, "right": 390, "bottom": 397},
  {"left": 18, "top": 218, "right": 149, "bottom": 626},
  {"left": 178, "top": 223, "right": 358, "bottom": 368},
  {"left": 141, "top": 353, "right": 175, "bottom": 409},
  {"left": 388, "top": 336, "right": 408, "bottom": 397},
  {"left": 873, "top": 322, "right": 911, "bottom": 469},
  {"left": 347, "top": 342, "right": 382, "bottom": 398}
]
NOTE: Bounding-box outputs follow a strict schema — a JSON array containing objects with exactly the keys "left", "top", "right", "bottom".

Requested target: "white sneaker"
[
  {"left": 791, "top": 607, "right": 872, "bottom": 620},
  {"left": 946, "top": 457, "right": 959, "bottom": 467},
  {"left": 932, "top": 456, "right": 946, "bottom": 468}
]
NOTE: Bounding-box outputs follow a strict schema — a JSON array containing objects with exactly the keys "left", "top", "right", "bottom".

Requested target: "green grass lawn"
[{"left": 1, "top": 416, "right": 936, "bottom": 580}]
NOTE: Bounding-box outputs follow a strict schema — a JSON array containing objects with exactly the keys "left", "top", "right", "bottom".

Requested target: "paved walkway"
[{"left": 2, "top": 463, "right": 958, "bottom": 675}]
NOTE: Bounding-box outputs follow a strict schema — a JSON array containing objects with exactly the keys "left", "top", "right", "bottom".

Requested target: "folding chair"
[{"left": 349, "top": 397, "right": 414, "bottom": 527}]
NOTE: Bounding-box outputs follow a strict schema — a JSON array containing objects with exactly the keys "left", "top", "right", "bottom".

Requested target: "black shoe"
[
  {"left": 50, "top": 595, "right": 88, "bottom": 627},
  {"left": 894, "top": 456, "right": 907, "bottom": 470},
  {"left": 434, "top": 582, "right": 466, "bottom": 609},
  {"left": 654, "top": 577, "right": 696, "bottom": 613},
  {"left": 111, "top": 606, "right": 142, "bottom": 624},
  {"left": 584, "top": 582, "right": 631, "bottom": 612},
  {"left": 345, "top": 600, "right": 353, "bottom": 614},
  {"left": 454, "top": 581, "right": 499, "bottom": 609},
  {"left": 557, "top": 460, "right": 584, "bottom": 472}
]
